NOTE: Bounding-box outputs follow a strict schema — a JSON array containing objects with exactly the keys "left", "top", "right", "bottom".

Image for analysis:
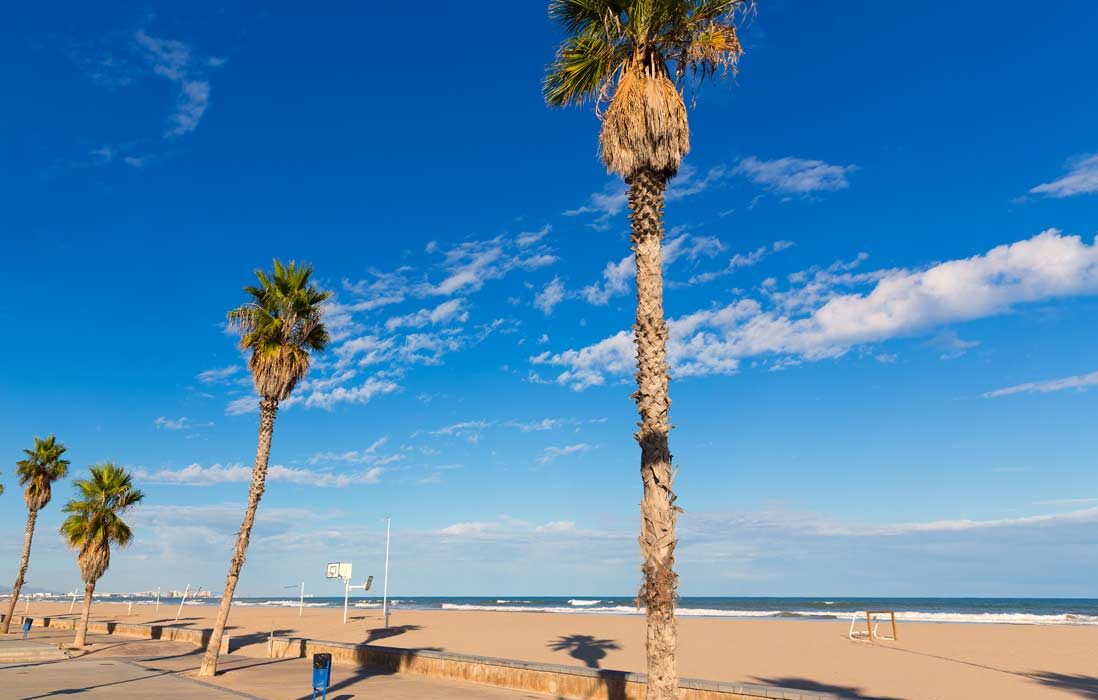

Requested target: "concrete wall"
[
  {"left": 2, "top": 613, "right": 220, "bottom": 650},
  {"left": 270, "top": 636, "right": 838, "bottom": 700},
  {"left": 3, "top": 613, "right": 835, "bottom": 700}
]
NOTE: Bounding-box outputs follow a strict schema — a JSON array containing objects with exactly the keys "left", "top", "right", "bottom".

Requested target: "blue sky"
[{"left": 2, "top": 1, "right": 1097, "bottom": 598}]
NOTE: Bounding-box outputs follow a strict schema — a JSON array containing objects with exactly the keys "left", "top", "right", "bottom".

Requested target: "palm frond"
[
  {"left": 16, "top": 435, "right": 70, "bottom": 512},
  {"left": 60, "top": 463, "right": 144, "bottom": 584},
  {"left": 227, "top": 260, "right": 332, "bottom": 401}
]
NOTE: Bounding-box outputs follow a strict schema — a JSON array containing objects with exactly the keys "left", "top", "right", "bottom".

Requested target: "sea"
[{"left": 39, "top": 595, "right": 1098, "bottom": 626}]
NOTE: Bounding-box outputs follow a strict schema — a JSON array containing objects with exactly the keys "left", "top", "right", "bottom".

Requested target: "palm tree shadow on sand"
[
  {"left": 548, "top": 634, "right": 622, "bottom": 669},
  {"left": 1028, "top": 672, "right": 1098, "bottom": 698}
]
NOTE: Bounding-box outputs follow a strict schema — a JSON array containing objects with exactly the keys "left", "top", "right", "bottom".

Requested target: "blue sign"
[{"left": 22, "top": 618, "right": 32, "bottom": 639}]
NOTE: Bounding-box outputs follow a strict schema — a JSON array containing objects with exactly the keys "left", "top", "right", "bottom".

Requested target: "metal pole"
[
  {"left": 300, "top": 582, "right": 305, "bottom": 617},
  {"left": 382, "top": 515, "right": 391, "bottom": 629},
  {"left": 343, "top": 577, "right": 349, "bottom": 624},
  {"left": 69, "top": 592, "right": 78, "bottom": 614},
  {"left": 156, "top": 587, "right": 161, "bottom": 613},
  {"left": 175, "top": 584, "right": 190, "bottom": 622}
]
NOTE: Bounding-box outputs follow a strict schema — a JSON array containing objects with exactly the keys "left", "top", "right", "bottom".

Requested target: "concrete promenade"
[{"left": 0, "top": 628, "right": 554, "bottom": 700}]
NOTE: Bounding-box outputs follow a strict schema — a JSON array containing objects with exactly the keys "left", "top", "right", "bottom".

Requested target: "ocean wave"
[
  {"left": 437, "top": 603, "right": 1098, "bottom": 625},
  {"left": 888, "top": 611, "right": 1098, "bottom": 625},
  {"left": 568, "top": 599, "right": 602, "bottom": 606},
  {"left": 354, "top": 602, "right": 382, "bottom": 608},
  {"left": 238, "top": 599, "right": 329, "bottom": 608}
]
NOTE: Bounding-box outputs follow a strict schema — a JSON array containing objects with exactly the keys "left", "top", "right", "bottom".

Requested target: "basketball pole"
[
  {"left": 299, "top": 581, "right": 305, "bottom": 617},
  {"left": 343, "top": 576, "right": 350, "bottom": 624},
  {"left": 382, "top": 515, "right": 391, "bottom": 629}
]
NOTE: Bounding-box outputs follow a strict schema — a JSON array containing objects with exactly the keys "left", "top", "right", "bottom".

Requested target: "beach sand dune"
[{"left": 13, "top": 601, "right": 1097, "bottom": 699}]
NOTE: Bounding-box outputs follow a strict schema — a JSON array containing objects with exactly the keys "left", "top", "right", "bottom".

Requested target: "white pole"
[
  {"left": 127, "top": 601, "right": 133, "bottom": 616},
  {"left": 175, "top": 584, "right": 190, "bottom": 622},
  {"left": 155, "top": 587, "right": 161, "bottom": 613},
  {"left": 382, "top": 515, "right": 391, "bottom": 629},
  {"left": 69, "top": 593, "right": 78, "bottom": 614},
  {"left": 299, "top": 582, "right": 305, "bottom": 617},
  {"left": 343, "top": 577, "right": 349, "bottom": 624},
  {"left": 24, "top": 598, "right": 30, "bottom": 614}
]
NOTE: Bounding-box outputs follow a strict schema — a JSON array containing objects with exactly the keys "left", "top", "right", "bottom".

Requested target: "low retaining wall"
[
  {"left": 269, "top": 636, "right": 838, "bottom": 700},
  {"left": 2, "top": 614, "right": 226, "bottom": 651},
  {"left": 3, "top": 612, "right": 833, "bottom": 699}
]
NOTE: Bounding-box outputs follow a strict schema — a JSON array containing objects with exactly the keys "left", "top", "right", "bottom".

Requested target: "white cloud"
[
  {"left": 688, "top": 240, "right": 793, "bottom": 285},
  {"left": 537, "top": 443, "right": 593, "bottom": 464},
  {"left": 153, "top": 416, "right": 189, "bottom": 430},
  {"left": 667, "top": 165, "right": 727, "bottom": 200},
  {"left": 284, "top": 376, "right": 400, "bottom": 410},
  {"left": 535, "top": 230, "right": 1098, "bottom": 388},
  {"left": 435, "top": 521, "right": 495, "bottom": 536},
  {"left": 506, "top": 418, "right": 562, "bottom": 432},
  {"left": 582, "top": 256, "right": 633, "bottom": 305},
  {"left": 1029, "top": 154, "right": 1098, "bottom": 198},
  {"left": 430, "top": 420, "right": 491, "bottom": 442},
  {"left": 733, "top": 156, "right": 855, "bottom": 194},
  {"left": 516, "top": 225, "right": 551, "bottom": 247},
  {"left": 225, "top": 395, "right": 257, "bottom": 416},
  {"left": 983, "top": 370, "right": 1098, "bottom": 398},
  {"left": 534, "top": 276, "right": 566, "bottom": 315},
  {"left": 583, "top": 233, "right": 729, "bottom": 305},
  {"left": 136, "top": 462, "right": 384, "bottom": 487},
  {"left": 385, "top": 298, "right": 469, "bottom": 331},
  {"left": 197, "top": 365, "right": 242, "bottom": 384},
  {"left": 564, "top": 182, "right": 628, "bottom": 231},
  {"left": 535, "top": 520, "right": 577, "bottom": 534},
  {"left": 133, "top": 30, "right": 219, "bottom": 138}
]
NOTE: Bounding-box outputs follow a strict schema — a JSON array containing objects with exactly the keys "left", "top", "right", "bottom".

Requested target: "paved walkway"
[{"left": 0, "top": 629, "right": 553, "bottom": 700}]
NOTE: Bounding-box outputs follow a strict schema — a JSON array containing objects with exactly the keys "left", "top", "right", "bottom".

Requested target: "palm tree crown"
[
  {"left": 228, "top": 259, "right": 332, "bottom": 401},
  {"left": 545, "top": 0, "right": 748, "bottom": 178},
  {"left": 60, "top": 463, "right": 144, "bottom": 585},
  {"left": 17, "top": 435, "right": 70, "bottom": 512}
]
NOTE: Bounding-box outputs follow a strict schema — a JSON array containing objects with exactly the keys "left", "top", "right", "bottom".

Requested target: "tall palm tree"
[
  {"left": 545, "top": 2, "right": 747, "bottom": 696},
  {"left": 199, "top": 260, "right": 330, "bottom": 677},
  {"left": 59, "top": 463, "right": 144, "bottom": 647},
  {"left": 2, "top": 436, "right": 70, "bottom": 634}
]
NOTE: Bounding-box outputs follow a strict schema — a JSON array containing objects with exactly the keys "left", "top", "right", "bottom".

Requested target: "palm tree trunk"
[
  {"left": 199, "top": 397, "right": 278, "bottom": 677},
  {"left": 628, "top": 167, "right": 679, "bottom": 700},
  {"left": 74, "top": 581, "right": 95, "bottom": 646},
  {"left": 1, "top": 509, "right": 37, "bottom": 634}
]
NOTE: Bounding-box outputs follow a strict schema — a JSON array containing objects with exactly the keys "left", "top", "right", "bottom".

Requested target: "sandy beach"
[{"left": 11, "top": 600, "right": 1097, "bottom": 699}]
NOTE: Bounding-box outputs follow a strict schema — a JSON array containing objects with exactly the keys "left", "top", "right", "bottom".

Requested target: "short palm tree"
[
  {"left": 60, "top": 463, "right": 144, "bottom": 647},
  {"left": 2, "top": 436, "right": 70, "bottom": 634},
  {"left": 199, "top": 260, "right": 330, "bottom": 676},
  {"left": 545, "top": 2, "right": 747, "bottom": 696}
]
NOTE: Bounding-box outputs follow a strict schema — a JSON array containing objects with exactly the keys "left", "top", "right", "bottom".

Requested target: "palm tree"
[
  {"left": 545, "top": 2, "right": 747, "bottom": 696},
  {"left": 199, "top": 260, "right": 330, "bottom": 677},
  {"left": 2, "top": 436, "right": 71, "bottom": 634},
  {"left": 59, "top": 463, "right": 144, "bottom": 647}
]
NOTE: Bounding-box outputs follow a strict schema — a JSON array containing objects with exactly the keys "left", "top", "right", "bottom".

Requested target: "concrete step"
[{"left": 0, "top": 640, "right": 69, "bottom": 662}]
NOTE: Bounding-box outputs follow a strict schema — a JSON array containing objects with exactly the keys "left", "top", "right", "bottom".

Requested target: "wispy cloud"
[
  {"left": 983, "top": 370, "right": 1098, "bottom": 398},
  {"left": 136, "top": 462, "right": 384, "bottom": 487},
  {"left": 385, "top": 298, "right": 469, "bottom": 331},
  {"left": 1029, "top": 153, "right": 1098, "bottom": 198},
  {"left": 154, "top": 416, "right": 190, "bottom": 430},
  {"left": 733, "top": 156, "right": 855, "bottom": 194},
  {"left": 537, "top": 443, "right": 593, "bottom": 464},
  {"left": 197, "top": 365, "right": 242, "bottom": 384},
  {"left": 535, "top": 229, "right": 1098, "bottom": 389},
  {"left": 134, "top": 30, "right": 218, "bottom": 138},
  {"left": 534, "top": 276, "right": 566, "bottom": 315}
]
